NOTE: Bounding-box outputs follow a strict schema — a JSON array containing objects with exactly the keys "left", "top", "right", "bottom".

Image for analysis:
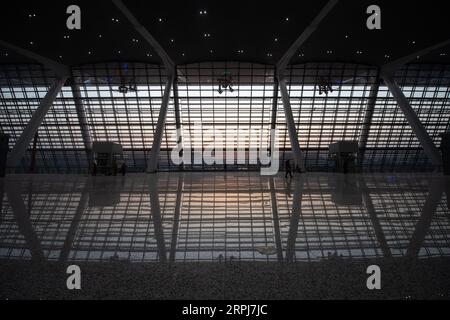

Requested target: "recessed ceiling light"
[
  {"left": 416, "top": 55, "right": 420, "bottom": 59},
  {"left": 112, "top": 18, "right": 119, "bottom": 23},
  {"left": 146, "top": 53, "right": 152, "bottom": 57},
  {"left": 199, "top": 9, "right": 207, "bottom": 15},
  {"left": 170, "top": 39, "right": 174, "bottom": 43},
  {"left": 326, "top": 50, "right": 333, "bottom": 54},
  {"left": 384, "top": 54, "right": 390, "bottom": 58},
  {"left": 5, "top": 52, "right": 8, "bottom": 57},
  {"left": 298, "top": 53, "right": 304, "bottom": 57},
  {"left": 274, "top": 38, "right": 278, "bottom": 42},
  {"left": 63, "top": 35, "right": 70, "bottom": 39},
  {"left": 158, "top": 18, "right": 163, "bottom": 22},
  {"left": 59, "top": 55, "right": 63, "bottom": 59},
  {"left": 345, "top": 35, "right": 349, "bottom": 39},
  {"left": 210, "top": 49, "right": 213, "bottom": 53},
  {"left": 237, "top": 49, "right": 244, "bottom": 54},
  {"left": 29, "top": 41, "right": 34, "bottom": 45},
  {"left": 28, "top": 13, "right": 36, "bottom": 18},
  {"left": 98, "top": 34, "right": 102, "bottom": 38},
  {"left": 203, "top": 33, "right": 211, "bottom": 38},
  {"left": 412, "top": 40, "right": 416, "bottom": 44},
  {"left": 182, "top": 53, "right": 185, "bottom": 56},
  {"left": 267, "top": 53, "right": 273, "bottom": 57},
  {"left": 440, "top": 53, "right": 447, "bottom": 56},
  {"left": 88, "top": 51, "right": 92, "bottom": 55},
  {"left": 118, "top": 50, "right": 121, "bottom": 54},
  {"left": 285, "top": 17, "right": 289, "bottom": 21},
  {"left": 356, "top": 50, "right": 362, "bottom": 54}
]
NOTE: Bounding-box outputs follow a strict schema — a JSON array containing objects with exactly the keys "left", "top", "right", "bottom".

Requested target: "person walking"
[
  {"left": 285, "top": 159, "right": 293, "bottom": 179},
  {"left": 121, "top": 162, "right": 127, "bottom": 176}
]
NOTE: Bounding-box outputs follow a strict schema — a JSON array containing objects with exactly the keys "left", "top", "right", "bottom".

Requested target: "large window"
[
  {"left": 0, "top": 64, "right": 87, "bottom": 172},
  {"left": 366, "top": 64, "right": 450, "bottom": 171},
  {"left": 177, "top": 62, "right": 275, "bottom": 170},
  {"left": 1, "top": 62, "right": 449, "bottom": 172}
]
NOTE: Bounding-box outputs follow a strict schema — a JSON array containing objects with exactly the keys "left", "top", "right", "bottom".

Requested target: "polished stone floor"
[{"left": 0, "top": 172, "right": 449, "bottom": 299}]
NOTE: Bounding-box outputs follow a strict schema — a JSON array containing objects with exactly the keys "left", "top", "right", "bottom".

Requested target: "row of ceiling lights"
[
  {"left": 13, "top": 11, "right": 448, "bottom": 61},
  {"left": 4, "top": 47, "right": 447, "bottom": 60}
]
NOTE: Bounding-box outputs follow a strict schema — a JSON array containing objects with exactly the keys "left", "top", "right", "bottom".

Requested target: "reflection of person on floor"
[
  {"left": 286, "top": 178, "right": 292, "bottom": 198},
  {"left": 121, "top": 162, "right": 127, "bottom": 176},
  {"left": 92, "top": 159, "right": 97, "bottom": 176},
  {"left": 285, "top": 159, "right": 293, "bottom": 179}
]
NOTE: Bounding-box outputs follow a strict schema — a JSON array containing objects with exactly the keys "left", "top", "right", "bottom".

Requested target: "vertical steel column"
[
  {"left": 59, "top": 180, "right": 90, "bottom": 262},
  {"left": 71, "top": 84, "right": 93, "bottom": 164},
  {"left": 112, "top": 0, "right": 176, "bottom": 172},
  {"left": 382, "top": 75, "right": 442, "bottom": 168},
  {"left": 270, "top": 77, "right": 279, "bottom": 156},
  {"left": 29, "top": 132, "right": 39, "bottom": 173},
  {"left": 149, "top": 175, "right": 167, "bottom": 262},
  {"left": 358, "top": 77, "right": 380, "bottom": 166},
  {"left": 169, "top": 174, "right": 183, "bottom": 262},
  {"left": 278, "top": 76, "right": 305, "bottom": 171},
  {"left": 274, "top": 0, "right": 338, "bottom": 172},
  {"left": 172, "top": 71, "right": 184, "bottom": 170},
  {"left": 147, "top": 74, "right": 174, "bottom": 173},
  {"left": 359, "top": 177, "right": 391, "bottom": 258},
  {"left": 285, "top": 175, "right": 305, "bottom": 262},
  {"left": 269, "top": 178, "right": 283, "bottom": 261},
  {"left": 7, "top": 76, "right": 68, "bottom": 169}
]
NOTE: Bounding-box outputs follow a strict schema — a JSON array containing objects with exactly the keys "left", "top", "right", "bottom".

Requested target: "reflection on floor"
[{"left": 0, "top": 172, "right": 449, "bottom": 299}]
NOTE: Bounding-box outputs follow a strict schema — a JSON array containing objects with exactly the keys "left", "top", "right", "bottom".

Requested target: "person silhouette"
[{"left": 285, "top": 159, "right": 293, "bottom": 179}]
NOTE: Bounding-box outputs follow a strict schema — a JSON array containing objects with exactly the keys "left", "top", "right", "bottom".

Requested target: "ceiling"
[{"left": 0, "top": 0, "right": 449, "bottom": 68}]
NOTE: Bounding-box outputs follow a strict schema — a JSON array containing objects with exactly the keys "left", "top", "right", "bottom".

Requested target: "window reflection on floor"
[{"left": 0, "top": 173, "right": 449, "bottom": 263}]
